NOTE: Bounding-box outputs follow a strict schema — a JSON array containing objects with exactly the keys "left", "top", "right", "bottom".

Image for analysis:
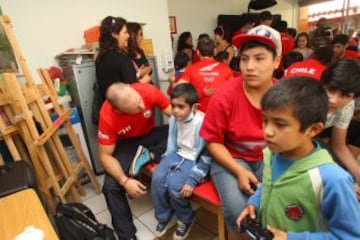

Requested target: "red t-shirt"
[
  {"left": 284, "top": 58, "right": 326, "bottom": 81},
  {"left": 344, "top": 50, "right": 360, "bottom": 59},
  {"left": 181, "top": 58, "right": 232, "bottom": 112},
  {"left": 200, "top": 76, "right": 269, "bottom": 162},
  {"left": 98, "top": 83, "right": 170, "bottom": 145},
  {"left": 280, "top": 33, "right": 295, "bottom": 56}
]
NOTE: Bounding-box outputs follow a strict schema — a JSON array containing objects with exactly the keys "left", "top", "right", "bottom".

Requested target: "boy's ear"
[
  {"left": 192, "top": 103, "right": 200, "bottom": 112},
  {"left": 306, "top": 122, "right": 324, "bottom": 138}
]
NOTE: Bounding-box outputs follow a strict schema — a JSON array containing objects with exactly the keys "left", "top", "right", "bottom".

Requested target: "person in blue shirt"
[
  {"left": 151, "top": 83, "right": 211, "bottom": 240},
  {"left": 237, "top": 76, "right": 360, "bottom": 240}
]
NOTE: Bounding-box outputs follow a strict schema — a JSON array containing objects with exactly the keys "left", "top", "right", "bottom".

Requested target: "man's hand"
[
  {"left": 237, "top": 169, "right": 259, "bottom": 195},
  {"left": 203, "top": 86, "right": 215, "bottom": 96},
  {"left": 236, "top": 205, "right": 256, "bottom": 228},
  {"left": 124, "top": 178, "right": 147, "bottom": 198},
  {"left": 180, "top": 184, "right": 194, "bottom": 198},
  {"left": 267, "top": 226, "right": 287, "bottom": 240}
]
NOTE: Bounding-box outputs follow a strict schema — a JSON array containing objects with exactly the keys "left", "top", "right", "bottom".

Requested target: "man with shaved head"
[{"left": 98, "top": 82, "right": 171, "bottom": 240}]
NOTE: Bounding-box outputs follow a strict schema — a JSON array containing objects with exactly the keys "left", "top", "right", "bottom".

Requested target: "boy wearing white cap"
[{"left": 199, "top": 25, "right": 281, "bottom": 239}]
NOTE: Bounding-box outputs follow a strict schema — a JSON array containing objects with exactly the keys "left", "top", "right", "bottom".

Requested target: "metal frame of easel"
[{"left": 0, "top": 15, "right": 100, "bottom": 213}]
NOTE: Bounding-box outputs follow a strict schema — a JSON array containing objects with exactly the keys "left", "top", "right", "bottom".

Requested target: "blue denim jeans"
[
  {"left": 210, "top": 158, "right": 264, "bottom": 231},
  {"left": 151, "top": 153, "right": 195, "bottom": 224}
]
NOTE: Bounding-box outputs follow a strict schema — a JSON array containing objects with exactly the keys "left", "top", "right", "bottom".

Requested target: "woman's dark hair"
[
  {"left": 127, "top": 22, "right": 144, "bottom": 59},
  {"left": 174, "top": 52, "right": 190, "bottom": 71},
  {"left": 214, "top": 25, "right": 232, "bottom": 43},
  {"left": 97, "top": 16, "right": 127, "bottom": 61},
  {"left": 310, "top": 46, "right": 334, "bottom": 66},
  {"left": 171, "top": 83, "right": 198, "bottom": 106},
  {"left": 177, "top": 31, "right": 193, "bottom": 53},
  {"left": 262, "top": 76, "right": 328, "bottom": 132},
  {"left": 295, "top": 32, "right": 310, "bottom": 48},
  {"left": 321, "top": 59, "right": 360, "bottom": 97}
]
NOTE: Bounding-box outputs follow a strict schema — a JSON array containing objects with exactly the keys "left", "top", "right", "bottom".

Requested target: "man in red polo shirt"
[
  {"left": 332, "top": 34, "right": 360, "bottom": 61},
  {"left": 180, "top": 37, "right": 233, "bottom": 112},
  {"left": 98, "top": 82, "right": 171, "bottom": 240},
  {"left": 285, "top": 46, "right": 334, "bottom": 81}
]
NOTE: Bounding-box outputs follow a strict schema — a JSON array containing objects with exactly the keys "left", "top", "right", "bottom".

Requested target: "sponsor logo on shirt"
[
  {"left": 143, "top": 110, "right": 152, "bottom": 118},
  {"left": 98, "top": 130, "right": 110, "bottom": 140},
  {"left": 285, "top": 204, "right": 304, "bottom": 220},
  {"left": 199, "top": 63, "right": 220, "bottom": 83},
  {"left": 117, "top": 125, "right": 132, "bottom": 135},
  {"left": 290, "top": 67, "right": 316, "bottom": 75}
]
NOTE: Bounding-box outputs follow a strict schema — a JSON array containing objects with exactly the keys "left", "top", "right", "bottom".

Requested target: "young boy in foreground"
[{"left": 236, "top": 77, "right": 360, "bottom": 239}]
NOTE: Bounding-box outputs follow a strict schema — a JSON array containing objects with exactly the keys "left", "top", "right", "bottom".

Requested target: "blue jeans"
[
  {"left": 151, "top": 153, "right": 195, "bottom": 224},
  {"left": 210, "top": 158, "right": 264, "bottom": 231}
]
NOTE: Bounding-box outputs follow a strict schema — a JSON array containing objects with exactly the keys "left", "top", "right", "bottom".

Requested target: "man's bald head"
[{"left": 106, "top": 83, "right": 144, "bottom": 114}]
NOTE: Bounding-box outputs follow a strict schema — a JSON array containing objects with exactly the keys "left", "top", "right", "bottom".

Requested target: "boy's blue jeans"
[
  {"left": 151, "top": 153, "right": 195, "bottom": 225},
  {"left": 211, "top": 158, "right": 264, "bottom": 231}
]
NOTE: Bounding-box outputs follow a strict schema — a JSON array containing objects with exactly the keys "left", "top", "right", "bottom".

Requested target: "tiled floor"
[{"left": 82, "top": 175, "right": 219, "bottom": 240}]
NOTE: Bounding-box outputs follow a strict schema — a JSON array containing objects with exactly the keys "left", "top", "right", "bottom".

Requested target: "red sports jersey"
[
  {"left": 284, "top": 58, "right": 326, "bottom": 81},
  {"left": 280, "top": 33, "right": 295, "bottom": 56},
  {"left": 344, "top": 50, "right": 360, "bottom": 60},
  {"left": 98, "top": 83, "right": 170, "bottom": 145},
  {"left": 181, "top": 58, "right": 232, "bottom": 112},
  {"left": 200, "top": 76, "right": 270, "bottom": 162}
]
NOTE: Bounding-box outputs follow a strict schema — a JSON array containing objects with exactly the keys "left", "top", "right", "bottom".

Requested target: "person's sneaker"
[
  {"left": 173, "top": 219, "right": 196, "bottom": 240},
  {"left": 129, "top": 145, "right": 151, "bottom": 177},
  {"left": 155, "top": 221, "right": 170, "bottom": 237}
]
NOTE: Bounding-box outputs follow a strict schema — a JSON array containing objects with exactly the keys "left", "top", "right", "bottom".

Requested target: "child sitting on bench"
[{"left": 151, "top": 83, "right": 211, "bottom": 240}]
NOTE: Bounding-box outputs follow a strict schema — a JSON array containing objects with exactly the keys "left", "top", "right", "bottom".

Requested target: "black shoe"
[
  {"left": 155, "top": 221, "right": 170, "bottom": 237},
  {"left": 173, "top": 218, "right": 196, "bottom": 240}
]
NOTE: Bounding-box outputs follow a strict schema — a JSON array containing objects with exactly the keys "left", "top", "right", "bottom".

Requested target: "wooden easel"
[{"left": 0, "top": 15, "right": 100, "bottom": 212}]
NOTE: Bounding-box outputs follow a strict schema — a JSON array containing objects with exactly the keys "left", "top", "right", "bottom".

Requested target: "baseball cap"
[{"left": 232, "top": 25, "right": 282, "bottom": 56}]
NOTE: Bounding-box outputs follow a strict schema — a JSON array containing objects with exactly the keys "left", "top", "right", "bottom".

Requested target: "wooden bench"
[{"left": 141, "top": 162, "right": 227, "bottom": 240}]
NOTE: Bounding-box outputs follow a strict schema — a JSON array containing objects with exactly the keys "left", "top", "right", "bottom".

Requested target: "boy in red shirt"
[
  {"left": 180, "top": 37, "right": 233, "bottom": 112},
  {"left": 201, "top": 25, "right": 282, "bottom": 239}
]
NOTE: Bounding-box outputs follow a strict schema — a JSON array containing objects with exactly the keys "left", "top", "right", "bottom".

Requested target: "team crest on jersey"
[
  {"left": 285, "top": 204, "right": 304, "bottom": 220},
  {"left": 143, "top": 110, "right": 152, "bottom": 118}
]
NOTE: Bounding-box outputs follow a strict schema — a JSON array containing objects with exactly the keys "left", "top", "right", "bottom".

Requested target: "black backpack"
[{"left": 55, "top": 203, "right": 116, "bottom": 240}]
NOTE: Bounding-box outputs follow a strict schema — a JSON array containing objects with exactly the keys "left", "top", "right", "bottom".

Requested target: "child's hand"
[
  {"left": 267, "top": 226, "right": 287, "bottom": 240},
  {"left": 180, "top": 184, "right": 194, "bottom": 198},
  {"left": 236, "top": 205, "right": 256, "bottom": 228}
]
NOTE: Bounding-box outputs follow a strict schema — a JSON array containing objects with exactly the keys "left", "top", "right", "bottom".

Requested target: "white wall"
[
  {"left": 168, "top": 0, "right": 299, "bottom": 48},
  {"left": 0, "top": 0, "right": 173, "bottom": 82}
]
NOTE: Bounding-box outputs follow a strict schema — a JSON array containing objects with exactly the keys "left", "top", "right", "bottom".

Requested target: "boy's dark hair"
[
  {"left": 332, "top": 34, "right": 349, "bottom": 45},
  {"left": 320, "top": 59, "right": 360, "bottom": 97},
  {"left": 259, "top": 11, "right": 272, "bottom": 22},
  {"left": 310, "top": 46, "right": 334, "bottom": 66},
  {"left": 287, "top": 28, "right": 297, "bottom": 38},
  {"left": 174, "top": 52, "right": 190, "bottom": 71},
  {"left": 215, "top": 50, "right": 229, "bottom": 62},
  {"left": 261, "top": 76, "right": 328, "bottom": 132},
  {"left": 170, "top": 83, "right": 198, "bottom": 106},
  {"left": 240, "top": 40, "right": 277, "bottom": 58},
  {"left": 197, "top": 33, "right": 210, "bottom": 41},
  {"left": 198, "top": 37, "right": 216, "bottom": 57},
  {"left": 274, "top": 20, "right": 288, "bottom": 33},
  {"left": 283, "top": 51, "right": 303, "bottom": 69}
]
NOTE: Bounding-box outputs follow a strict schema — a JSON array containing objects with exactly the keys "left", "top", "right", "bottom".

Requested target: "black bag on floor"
[{"left": 55, "top": 202, "right": 116, "bottom": 240}]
